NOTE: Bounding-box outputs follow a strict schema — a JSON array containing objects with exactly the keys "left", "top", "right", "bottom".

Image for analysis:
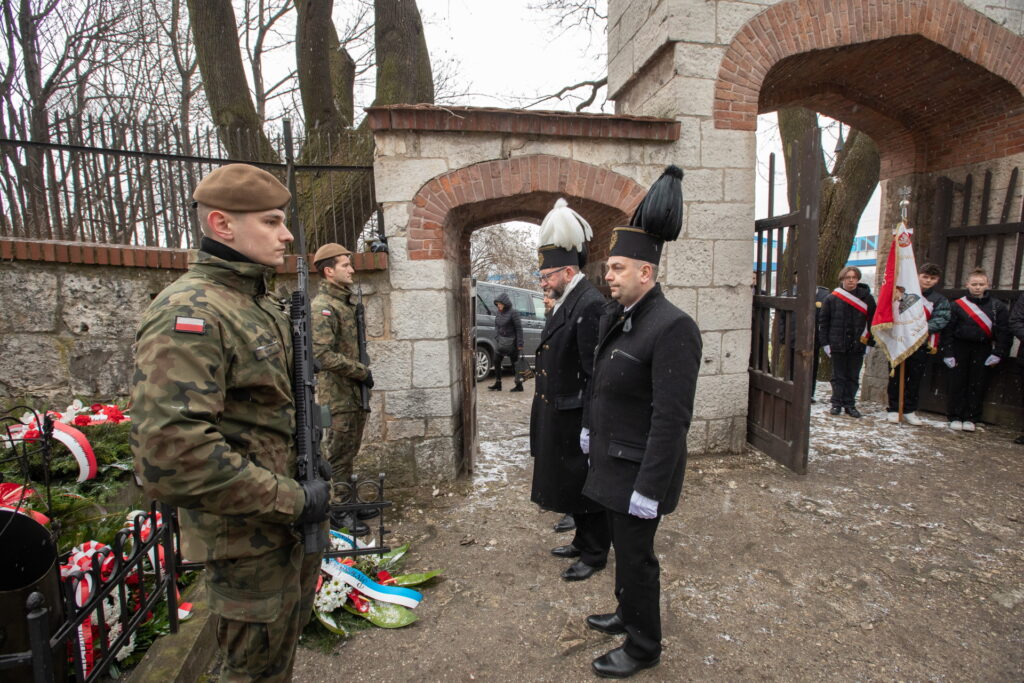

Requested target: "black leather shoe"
[
  {"left": 554, "top": 514, "right": 576, "bottom": 532},
  {"left": 551, "top": 544, "right": 581, "bottom": 558},
  {"left": 561, "top": 560, "right": 604, "bottom": 581},
  {"left": 487, "top": 382, "right": 502, "bottom": 391},
  {"left": 510, "top": 384, "right": 524, "bottom": 392},
  {"left": 586, "top": 613, "right": 626, "bottom": 635},
  {"left": 829, "top": 406, "right": 842, "bottom": 415},
  {"left": 356, "top": 507, "right": 381, "bottom": 521},
  {"left": 1014, "top": 435, "right": 1024, "bottom": 445},
  {"left": 592, "top": 645, "right": 659, "bottom": 678},
  {"left": 845, "top": 406, "right": 862, "bottom": 418},
  {"left": 331, "top": 511, "right": 370, "bottom": 536}
]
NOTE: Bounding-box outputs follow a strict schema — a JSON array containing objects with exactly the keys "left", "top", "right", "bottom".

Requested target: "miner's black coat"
[
  {"left": 582, "top": 284, "right": 702, "bottom": 516},
  {"left": 529, "top": 277, "right": 606, "bottom": 513}
]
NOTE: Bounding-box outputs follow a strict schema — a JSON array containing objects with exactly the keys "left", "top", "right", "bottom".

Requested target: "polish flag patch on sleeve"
[
  {"left": 321, "top": 309, "right": 332, "bottom": 316},
  {"left": 174, "top": 316, "right": 206, "bottom": 334}
]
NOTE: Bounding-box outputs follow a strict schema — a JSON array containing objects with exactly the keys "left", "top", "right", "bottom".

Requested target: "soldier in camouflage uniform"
[
  {"left": 131, "top": 164, "right": 330, "bottom": 682},
  {"left": 310, "top": 243, "right": 373, "bottom": 531}
]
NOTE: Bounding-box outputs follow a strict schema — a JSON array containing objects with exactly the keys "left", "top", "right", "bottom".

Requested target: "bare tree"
[{"left": 470, "top": 224, "right": 540, "bottom": 291}]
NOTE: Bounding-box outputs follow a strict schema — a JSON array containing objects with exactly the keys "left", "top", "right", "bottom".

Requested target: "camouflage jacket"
[
  {"left": 311, "top": 280, "right": 369, "bottom": 413},
  {"left": 131, "top": 251, "right": 305, "bottom": 561}
]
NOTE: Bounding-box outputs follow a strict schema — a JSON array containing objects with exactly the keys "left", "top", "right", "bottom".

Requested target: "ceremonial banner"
[{"left": 870, "top": 221, "right": 929, "bottom": 367}]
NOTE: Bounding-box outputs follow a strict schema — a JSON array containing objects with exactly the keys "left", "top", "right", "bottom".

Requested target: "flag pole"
[{"left": 897, "top": 360, "right": 906, "bottom": 424}]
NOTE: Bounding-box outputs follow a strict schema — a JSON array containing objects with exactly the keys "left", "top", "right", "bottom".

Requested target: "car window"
[
  {"left": 532, "top": 295, "right": 546, "bottom": 318},
  {"left": 476, "top": 297, "right": 492, "bottom": 316},
  {"left": 512, "top": 291, "right": 536, "bottom": 317}
]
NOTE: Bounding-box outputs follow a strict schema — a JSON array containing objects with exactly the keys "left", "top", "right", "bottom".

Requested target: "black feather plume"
[{"left": 629, "top": 165, "right": 684, "bottom": 241}]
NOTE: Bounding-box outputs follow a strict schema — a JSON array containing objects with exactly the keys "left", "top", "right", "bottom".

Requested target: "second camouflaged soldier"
[
  {"left": 131, "top": 164, "right": 330, "bottom": 682},
  {"left": 311, "top": 243, "right": 374, "bottom": 533}
]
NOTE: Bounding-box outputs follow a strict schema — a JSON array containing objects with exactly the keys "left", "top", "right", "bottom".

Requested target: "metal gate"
[{"left": 748, "top": 132, "right": 822, "bottom": 474}]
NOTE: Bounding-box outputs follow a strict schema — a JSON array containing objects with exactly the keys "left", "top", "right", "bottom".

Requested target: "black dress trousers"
[
  {"left": 947, "top": 339, "right": 993, "bottom": 422},
  {"left": 609, "top": 510, "right": 662, "bottom": 662},
  {"left": 829, "top": 350, "right": 865, "bottom": 408},
  {"left": 571, "top": 510, "right": 611, "bottom": 567}
]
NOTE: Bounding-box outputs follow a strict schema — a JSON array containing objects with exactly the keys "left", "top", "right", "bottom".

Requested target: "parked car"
[{"left": 474, "top": 281, "right": 546, "bottom": 382}]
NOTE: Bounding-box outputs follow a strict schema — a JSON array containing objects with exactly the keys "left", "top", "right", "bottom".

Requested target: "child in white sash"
[{"left": 941, "top": 269, "right": 1011, "bottom": 431}]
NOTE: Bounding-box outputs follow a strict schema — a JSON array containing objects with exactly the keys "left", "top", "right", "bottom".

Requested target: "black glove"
[
  {"left": 297, "top": 479, "right": 330, "bottom": 524},
  {"left": 363, "top": 370, "right": 374, "bottom": 389},
  {"left": 318, "top": 458, "right": 333, "bottom": 482}
]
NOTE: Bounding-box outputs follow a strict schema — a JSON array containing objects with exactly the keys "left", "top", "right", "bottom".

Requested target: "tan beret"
[
  {"left": 193, "top": 163, "right": 290, "bottom": 212},
  {"left": 313, "top": 242, "right": 353, "bottom": 264}
]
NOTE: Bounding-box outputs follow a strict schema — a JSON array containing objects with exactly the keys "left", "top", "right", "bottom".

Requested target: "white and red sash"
[
  {"left": 922, "top": 298, "right": 939, "bottom": 351},
  {"left": 833, "top": 287, "right": 870, "bottom": 343},
  {"left": 832, "top": 287, "right": 867, "bottom": 314},
  {"left": 955, "top": 297, "right": 993, "bottom": 338}
]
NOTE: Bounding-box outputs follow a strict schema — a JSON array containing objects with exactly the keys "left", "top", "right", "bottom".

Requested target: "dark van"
[{"left": 474, "top": 281, "right": 546, "bottom": 381}]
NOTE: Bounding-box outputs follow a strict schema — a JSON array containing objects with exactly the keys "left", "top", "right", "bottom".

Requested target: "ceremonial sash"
[
  {"left": 955, "top": 298, "right": 993, "bottom": 338},
  {"left": 833, "top": 287, "right": 870, "bottom": 343},
  {"left": 322, "top": 559, "right": 422, "bottom": 609},
  {"left": 922, "top": 298, "right": 939, "bottom": 351}
]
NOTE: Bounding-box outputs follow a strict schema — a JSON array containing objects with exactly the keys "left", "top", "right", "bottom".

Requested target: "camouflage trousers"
[
  {"left": 207, "top": 540, "right": 323, "bottom": 682},
  {"left": 323, "top": 410, "right": 367, "bottom": 503}
]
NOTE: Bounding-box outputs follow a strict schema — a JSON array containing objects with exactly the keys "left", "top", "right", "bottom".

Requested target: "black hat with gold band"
[
  {"left": 608, "top": 165, "right": 684, "bottom": 265},
  {"left": 537, "top": 198, "right": 593, "bottom": 270}
]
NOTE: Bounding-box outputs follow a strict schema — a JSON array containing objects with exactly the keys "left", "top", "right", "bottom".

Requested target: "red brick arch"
[
  {"left": 406, "top": 155, "right": 648, "bottom": 262},
  {"left": 714, "top": 0, "right": 1024, "bottom": 132}
]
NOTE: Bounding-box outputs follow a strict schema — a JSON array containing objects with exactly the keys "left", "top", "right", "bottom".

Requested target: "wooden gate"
[
  {"left": 916, "top": 167, "right": 1024, "bottom": 425},
  {"left": 748, "top": 132, "right": 822, "bottom": 474},
  {"left": 458, "top": 277, "right": 478, "bottom": 475}
]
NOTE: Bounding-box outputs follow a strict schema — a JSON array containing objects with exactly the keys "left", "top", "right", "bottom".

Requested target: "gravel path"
[{"left": 291, "top": 378, "right": 1024, "bottom": 681}]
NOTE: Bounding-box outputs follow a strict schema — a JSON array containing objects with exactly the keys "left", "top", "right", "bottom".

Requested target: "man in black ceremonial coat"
[
  {"left": 530, "top": 261, "right": 609, "bottom": 580},
  {"left": 580, "top": 165, "right": 701, "bottom": 679},
  {"left": 529, "top": 198, "right": 610, "bottom": 581}
]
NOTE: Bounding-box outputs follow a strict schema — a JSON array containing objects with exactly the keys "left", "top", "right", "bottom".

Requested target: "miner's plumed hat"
[
  {"left": 608, "top": 165, "right": 684, "bottom": 265},
  {"left": 537, "top": 198, "right": 593, "bottom": 270},
  {"left": 193, "top": 163, "right": 290, "bottom": 212},
  {"left": 312, "top": 242, "right": 352, "bottom": 264}
]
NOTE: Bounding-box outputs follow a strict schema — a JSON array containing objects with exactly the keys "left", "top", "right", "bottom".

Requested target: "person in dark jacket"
[
  {"left": 885, "top": 262, "right": 951, "bottom": 425},
  {"left": 941, "top": 269, "right": 1011, "bottom": 431},
  {"left": 529, "top": 198, "right": 608, "bottom": 581},
  {"left": 1009, "top": 291, "right": 1024, "bottom": 444},
  {"left": 818, "top": 265, "right": 876, "bottom": 418},
  {"left": 489, "top": 291, "right": 524, "bottom": 392},
  {"left": 580, "top": 166, "right": 700, "bottom": 679}
]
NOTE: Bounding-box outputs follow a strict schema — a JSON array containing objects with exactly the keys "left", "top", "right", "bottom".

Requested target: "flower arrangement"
[{"left": 313, "top": 530, "right": 441, "bottom": 637}]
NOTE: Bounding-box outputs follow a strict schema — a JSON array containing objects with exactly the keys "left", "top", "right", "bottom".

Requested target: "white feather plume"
[{"left": 538, "top": 198, "right": 593, "bottom": 251}]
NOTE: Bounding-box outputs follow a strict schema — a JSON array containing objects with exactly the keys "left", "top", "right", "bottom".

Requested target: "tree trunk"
[
  {"left": 777, "top": 107, "right": 880, "bottom": 381},
  {"left": 373, "top": 0, "right": 435, "bottom": 106},
  {"left": 185, "top": 0, "right": 277, "bottom": 161}
]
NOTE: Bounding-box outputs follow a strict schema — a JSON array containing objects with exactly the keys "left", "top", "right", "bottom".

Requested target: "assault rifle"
[
  {"left": 285, "top": 120, "right": 328, "bottom": 555},
  {"left": 355, "top": 285, "right": 371, "bottom": 411}
]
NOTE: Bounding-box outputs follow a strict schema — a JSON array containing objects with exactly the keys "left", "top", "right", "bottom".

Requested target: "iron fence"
[
  {"left": 0, "top": 109, "right": 381, "bottom": 254},
  {"left": 0, "top": 408, "right": 391, "bottom": 682}
]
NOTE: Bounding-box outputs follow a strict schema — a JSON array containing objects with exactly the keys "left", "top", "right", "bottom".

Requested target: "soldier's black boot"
[
  {"left": 510, "top": 381, "right": 524, "bottom": 392},
  {"left": 488, "top": 380, "right": 502, "bottom": 391}
]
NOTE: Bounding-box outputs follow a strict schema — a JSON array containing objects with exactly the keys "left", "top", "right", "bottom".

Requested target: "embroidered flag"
[
  {"left": 174, "top": 316, "right": 205, "bottom": 334},
  {"left": 870, "top": 221, "right": 928, "bottom": 367},
  {"left": 922, "top": 298, "right": 939, "bottom": 352},
  {"left": 954, "top": 297, "right": 993, "bottom": 338}
]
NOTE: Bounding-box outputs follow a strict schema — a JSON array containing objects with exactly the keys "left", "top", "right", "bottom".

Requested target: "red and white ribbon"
[{"left": 955, "top": 298, "right": 993, "bottom": 338}]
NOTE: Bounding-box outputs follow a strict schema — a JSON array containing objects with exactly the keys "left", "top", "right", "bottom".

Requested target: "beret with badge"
[{"left": 192, "top": 163, "right": 291, "bottom": 212}]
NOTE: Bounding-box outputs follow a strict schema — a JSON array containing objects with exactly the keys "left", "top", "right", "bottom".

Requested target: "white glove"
[
  {"left": 579, "top": 428, "right": 590, "bottom": 455},
  {"left": 823, "top": 345, "right": 831, "bottom": 357},
  {"left": 943, "top": 357, "right": 956, "bottom": 368},
  {"left": 865, "top": 346, "right": 873, "bottom": 356},
  {"left": 984, "top": 354, "right": 1001, "bottom": 366},
  {"left": 628, "top": 490, "right": 658, "bottom": 519}
]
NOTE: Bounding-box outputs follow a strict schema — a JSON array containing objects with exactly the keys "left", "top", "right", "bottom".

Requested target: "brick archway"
[
  {"left": 713, "top": 0, "right": 1024, "bottom": 177},
  {"left": 406, "top": 155, "right": 647, "bottom": 266}
]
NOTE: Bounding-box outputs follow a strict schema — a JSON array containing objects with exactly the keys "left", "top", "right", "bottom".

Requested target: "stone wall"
[{"left": 0, "top": 260, "right": 179, "bottom": 401}]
